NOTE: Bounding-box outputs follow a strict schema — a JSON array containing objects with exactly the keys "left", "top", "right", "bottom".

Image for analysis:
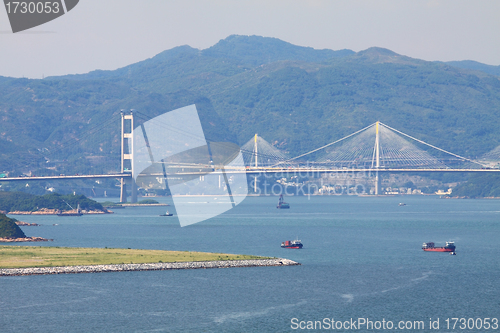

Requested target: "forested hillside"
[
  {"left": 0, "top": 214, "right": 26, "bottom": 239},
  {"left": 1, "top": 34, "right": 500, "bottom": 181},
  {"left": 449, "top": 174, "right": 500, "bottom": 198},
  {"left": 0, "top": 192, "right": 104, "bottom": 212}
]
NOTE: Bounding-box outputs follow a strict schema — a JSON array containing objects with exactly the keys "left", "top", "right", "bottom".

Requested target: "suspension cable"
[
  {"left": 286, "top": 123, "right": 375, "bottom": 162},
  {"left": 379, "top": 122, "right": 485, "bottom": 167}
]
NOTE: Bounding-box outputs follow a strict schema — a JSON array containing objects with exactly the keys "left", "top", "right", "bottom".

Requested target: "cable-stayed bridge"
[
  {"left": 240, "top": 121, "right": 496, "bottom": 171},
  {"left": 237, "top": 121, "right": 500, "bottom": 194}
]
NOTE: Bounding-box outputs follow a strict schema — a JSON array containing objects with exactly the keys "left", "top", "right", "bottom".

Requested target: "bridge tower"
[
  {"left": 253, "top": 134, "right": 258, "bottom": 192},
  {"left": 375, "top": 121, "right": 381, "bottom": 195},
  {"left": 120, "top": 111, "right": 137, "bottom": 203}
]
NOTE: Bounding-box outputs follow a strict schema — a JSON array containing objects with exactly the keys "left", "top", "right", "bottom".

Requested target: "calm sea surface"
[{"left": 1, "top": 195, "right": 499, "bottom": 332}]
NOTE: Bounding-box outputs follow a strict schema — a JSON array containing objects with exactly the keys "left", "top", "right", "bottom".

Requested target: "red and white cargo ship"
[
  {"left": 422, "top": 241, "right": 456, "bottom": 254},
  {"left": 281, "top": 239, "right": 303, "bottom": 249}
]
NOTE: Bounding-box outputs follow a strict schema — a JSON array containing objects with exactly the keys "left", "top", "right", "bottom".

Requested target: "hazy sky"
[{"left": 1, "top": 0, "right": 499, "bottom": 79}]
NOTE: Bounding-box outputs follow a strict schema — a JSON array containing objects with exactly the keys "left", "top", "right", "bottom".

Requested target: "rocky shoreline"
[
  {"left": 0, "top": 258, "right": 300, "bottom": 276},
  {"left": 0, "top": 237, "right": 52, "bottom": 242},
  {"left": 15, "top": 221, "right": 40, "bottom": 226},
  {"left": 8, "top": 208, "right": 111, "bottom": 215}
]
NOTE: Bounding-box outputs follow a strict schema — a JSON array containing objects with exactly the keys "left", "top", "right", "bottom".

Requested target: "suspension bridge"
[{"left": 2, "top": 112, "right": 500, "bottom": 200}]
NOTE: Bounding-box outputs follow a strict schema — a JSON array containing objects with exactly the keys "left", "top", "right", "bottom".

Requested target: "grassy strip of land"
[{"left": 0, "top": 246, "right": 269, "bottom": 269}]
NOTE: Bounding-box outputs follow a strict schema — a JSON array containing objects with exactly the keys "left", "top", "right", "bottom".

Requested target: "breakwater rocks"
[{"left": 0, "top": 258, "right": 300, "bottom": 276}]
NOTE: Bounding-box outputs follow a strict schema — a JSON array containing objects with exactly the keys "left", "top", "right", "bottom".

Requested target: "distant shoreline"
[
  {"left": 117, "top": 203, "right": 168, "bottom": 207},
  {"left": 0, "top": 258, "right": 300, "bottom": 276},
  {"left": 6, "top": 203, "right": 169, "bottom": 215},
  {"left": 0, "top": 237, "right": 52, "bottom": 243},
  {"left": 7, "top": 208, "right": 110, "bottom": 215},
  {"left": 442, "top": 196, "right": 500, "bottom": 199}
]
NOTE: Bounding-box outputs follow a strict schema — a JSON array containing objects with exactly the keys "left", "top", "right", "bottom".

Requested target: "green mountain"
[
  {"left": 205, "top": 47, "right": 500, "bottom": 157},
  {"left": 1, "top": 35, "right": 500, "bottom": 182},
  {"left": 0, "top": 214, "right": 26, "bottom": 239},
  {"left": 202, "top": 35, "right": 354, "bottom": 65},
  {"left": 443, "top": 60, "right": 500, "bottom": 77},
  {"left": 448, "top": 174, "right": 500, "bottom": 198}
]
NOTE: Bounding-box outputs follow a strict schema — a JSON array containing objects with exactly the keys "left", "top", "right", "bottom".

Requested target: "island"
[{"left": 0, "top": 192, "right": 110, "bottom": 215}]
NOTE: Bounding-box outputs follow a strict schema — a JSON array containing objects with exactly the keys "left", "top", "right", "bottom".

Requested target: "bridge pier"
[
  {"left": 120, "top": 180, "right": 127, "bottom": 203},
  {"left": 119, "top": 178, "right": 137, "bottom": 203},
  {"left": 131, "top": 180, "right": 137, "bottom": 203},
  {"left": 374, "top": 172, "right": 381, "bottom": 195}
]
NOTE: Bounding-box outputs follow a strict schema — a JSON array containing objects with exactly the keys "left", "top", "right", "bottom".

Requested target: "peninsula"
[
  {"left": 0, "top": 213, "right": 51, "bottom": 242},
  {"left": 0, "top": 246, "right": 300, "bottom": 276}
]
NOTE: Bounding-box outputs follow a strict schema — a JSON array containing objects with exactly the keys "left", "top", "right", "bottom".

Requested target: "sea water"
[{"left": 1, "top": 195, "right": 499, "bottom": 332}]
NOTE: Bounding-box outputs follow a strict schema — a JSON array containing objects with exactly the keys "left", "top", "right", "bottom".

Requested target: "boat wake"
[
  {"left": 410, "top": 271, "right": 432, "bottom": 282},
  {"left": 341, "top": 294, "right": 354, "bottom": 303},
  {"left": 335, "top": 271, "right": 433, "bottom": 303},
  {"left": 380, "top": 271, "right": 432, "bottom": 293},
  {"left": 214, "top": 300, "right": 307, "bottom": 324}
]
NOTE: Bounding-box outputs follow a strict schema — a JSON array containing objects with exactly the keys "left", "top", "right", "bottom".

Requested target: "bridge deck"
[
  {"left": 1, "top": 168, "right": 499, "bottom": 181},
  {"left": 0, "top": 174, "right": 132, "bottom": 181}
]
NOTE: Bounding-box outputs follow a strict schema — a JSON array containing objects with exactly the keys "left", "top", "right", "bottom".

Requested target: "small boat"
[
  {"left": 281, "top": 239, "right": 303, "bottom": 249},
  {"left": 422, "top": 241, "right": 455, "bottom": 253},
  {"left": 398, "top": 203, "right": 406, "bottom": 206},
  {"left": 277, "top": 195, "right": 290, "bottom": 209},
  {"left": 160, "top": 211, "right": 173, "bottom": 216}
]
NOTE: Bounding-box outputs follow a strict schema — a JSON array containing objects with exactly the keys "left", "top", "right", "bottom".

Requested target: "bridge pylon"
[
  {"left": 120, "top": 111, "right": 137, "bottom": 203},
  {"left": 374, "top": 121, "right": 381, "bottom": 195},
  {"left": 253, "top": 134, "right": 258, "bottom": 192}
]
